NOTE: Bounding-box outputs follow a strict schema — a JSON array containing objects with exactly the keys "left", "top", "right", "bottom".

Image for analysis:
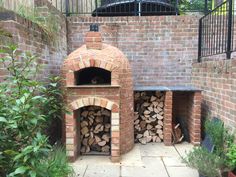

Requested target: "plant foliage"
[
  {"left": 205, "top": 119, "right": 234, "bottom": 156},
  {"left": 183, "top": 147, "right": 223, "bottom": 177},
  {"left": 171, "top": 0, "right": 212, "bottom": 14},
  {"left": 43, "top": 76, "right": 66, "bottom": 144},
  {"left": 0, "top": 45, "right": 73, "bottom": 177},
  {"left": 226, "top": 144, "right": 236, "bottom": 171},
  {"left": 183, "top": 118, "right": 235, "bottom": 177}
]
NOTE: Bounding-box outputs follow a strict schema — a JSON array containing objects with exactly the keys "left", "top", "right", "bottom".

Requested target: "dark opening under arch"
[{"left": 75, "top": 67, "right": 111, "bottom": 85}]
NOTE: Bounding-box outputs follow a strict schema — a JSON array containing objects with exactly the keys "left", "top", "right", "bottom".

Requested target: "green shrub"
[
  {"left": 205, "top": 119, "right": 234, "bottom": 156},
  {"left": 183, "top": 147, "right": 223, "bottom": 177},
  {"left": 35, "top": 146, "right": 75, "bottom": 177},
  {"left": 0, "top": 45, "right": 73, "bottom": 177},
  {"left": 226, "top": 143, "right": 236, "bottom": 171},
  {"left": 43, "top": 76, "right": 65, "bottom": 144},
  {"left": 183, "top": 118, "right": 235, "bottom": 177}
]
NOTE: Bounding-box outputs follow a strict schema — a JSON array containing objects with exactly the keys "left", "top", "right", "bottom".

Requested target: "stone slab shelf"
[
  {"left": 134, "top": 86, "right": 202, "bottom": 92},
  {"left": 67, "top": 85, "right": 121, "bottom": 88}
]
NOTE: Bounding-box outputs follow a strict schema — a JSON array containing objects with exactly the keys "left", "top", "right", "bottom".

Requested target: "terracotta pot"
[{"left": 229, "top": 171, "right": 236, "bottom": 177}]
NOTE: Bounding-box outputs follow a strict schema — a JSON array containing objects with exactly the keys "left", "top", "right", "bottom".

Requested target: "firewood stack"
[
  {"left": 80, "top": 106, "right": 111, "bottom": 154},
  {"left": 134, "top": 91, "right": 165, "bottom": 145}
]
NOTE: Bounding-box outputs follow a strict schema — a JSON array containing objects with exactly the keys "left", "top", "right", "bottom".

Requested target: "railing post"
[
  {"left": 134, "top": 0, "right": 138, "bottom": 16},
  {"left": 227, "top": 0, "right": 233, "bottom": 59},
  {"left": 204, "top": 0, "right": 208, "bottom": 15},
  {"left": 65, "top": 0, "right": 69, "bottom": 16},
  {"left": 175, "top": 0, "right": 179, "bottom": 15},
  {"left": 198, "top": 19, "right": 203, "bottom": 62},
  {"left": 95, "top": 0, "right": 98, "bottom": 17}
]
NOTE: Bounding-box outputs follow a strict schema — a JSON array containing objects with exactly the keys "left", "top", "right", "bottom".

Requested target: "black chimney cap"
[{"left": 90, "top": 24, "right": 99, "bottom": 32}]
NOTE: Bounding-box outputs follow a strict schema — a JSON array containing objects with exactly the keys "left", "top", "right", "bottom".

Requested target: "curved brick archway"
[
  {"left": 65, "top": 97, "right": 120, "bottom": 162},
  {"left": 69, "top": 97, "right": 119, "bottom": 112}
]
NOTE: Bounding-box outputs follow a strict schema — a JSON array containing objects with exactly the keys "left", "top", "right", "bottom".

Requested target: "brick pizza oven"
[{"left": 61, "top": 26, "right": 134, "bottom": 162}]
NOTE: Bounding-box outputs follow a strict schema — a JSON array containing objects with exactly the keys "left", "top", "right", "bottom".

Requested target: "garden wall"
[
  {"left": 67, "top": 16, "right": 199, "bottom": 88},
  {"left": 192, "top": 58, "right": 236, "bottom": 130},
  {"left": 0, "top": 0, "right": 67, "bottom": 81}
]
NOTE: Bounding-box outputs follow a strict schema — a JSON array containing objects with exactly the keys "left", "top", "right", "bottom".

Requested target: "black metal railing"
[
  {"left": 49, "top": 0, "right": 211, "bottom": 16},
  {"left": 198, "top": 0, "right": 235, "bottom": 61}
]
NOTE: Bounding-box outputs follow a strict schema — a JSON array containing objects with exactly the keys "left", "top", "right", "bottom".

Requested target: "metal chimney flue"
[{"left": 90, "top": 24, "right": 99, "bottom": 32}]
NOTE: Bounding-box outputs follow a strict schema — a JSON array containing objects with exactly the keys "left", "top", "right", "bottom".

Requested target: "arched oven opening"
[{"left": 75, "top": 67, "right": 111, "bottom": 85}]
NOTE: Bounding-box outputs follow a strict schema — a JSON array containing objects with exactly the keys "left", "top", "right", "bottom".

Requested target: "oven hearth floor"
[{"left": 71, "top": 142, "right": 198, "bottom": 177}]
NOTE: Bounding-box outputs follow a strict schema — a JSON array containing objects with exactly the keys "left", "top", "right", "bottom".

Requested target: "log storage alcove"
[{"left": 61, "top": 26, "right": 134, "bottom": 162}]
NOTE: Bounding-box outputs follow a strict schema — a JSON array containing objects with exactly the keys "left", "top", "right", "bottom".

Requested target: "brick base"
[{"left": 164, "top": 91, "right": 201, "bottom": 145}]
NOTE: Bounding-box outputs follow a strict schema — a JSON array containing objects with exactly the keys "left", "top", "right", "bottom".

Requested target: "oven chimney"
[{"left": 85, "top": 24, "right": 102, "bottom": 50}]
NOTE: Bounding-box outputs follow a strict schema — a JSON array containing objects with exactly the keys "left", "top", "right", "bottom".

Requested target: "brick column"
[
  {"left": 164, "top": 91, "right": 173, "bottom": 146},
  {"left": 111, "top": 105, "right": 121, "bottom": 162},
  {"left": 189, "top": 91, "right": 202, "bottom": 145},
  {"left": 65, "top": 111, "right": 78, "bottom": 162},
  {"left": 85, "top": 32, "right": 102, "bottom": 50}
]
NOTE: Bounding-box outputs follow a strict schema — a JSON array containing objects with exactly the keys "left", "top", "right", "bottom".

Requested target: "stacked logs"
[
  {"left": 134, "top": 91, "right": 165, "bottom": 144},
  {"left": 80, "top": 106, "right": 111, "bottom": 154}
]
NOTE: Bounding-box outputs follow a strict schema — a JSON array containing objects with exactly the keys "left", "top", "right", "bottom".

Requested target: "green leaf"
[
  {"left": 32, "top": 96, "right": 42, "bottom": 100},
  {"left": 4, "top": 150, "right": 17, "bottom": 156},
  {"left": 13, "top": 166, "right": 29, "bottom": 174},
  {"left": 29, "top": 171, "right": 36, "bottom": 177},
  {"left": 0, "top": 117, "right": 7, "bottom": 122}
]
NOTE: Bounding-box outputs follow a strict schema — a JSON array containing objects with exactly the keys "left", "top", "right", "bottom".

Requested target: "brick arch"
[
  {"left": 67, "top": 58, "right": 118, "bottom": 72},
  {"left": 70, "top": 97, "right": 119, "bottom": 112},
  {"left": 64, "top": 58, "right": 120, "bottom": 86}
]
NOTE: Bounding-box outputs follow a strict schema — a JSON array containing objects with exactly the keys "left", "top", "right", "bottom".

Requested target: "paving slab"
[
  {"left": 162, "top": 156, "right": 186, "bottom": 167},
  {"left": 71, "top": 163, "right": 87, "bottom": 177},
  {"left": 84, "top": 164, "right": 120, "bottom": 177},
  {"left": 167, "top": 166, "right": 199, "bottom": 177},
  {"left": 121, "top": 157, "right": 168, "bottom": 177},
  {"left": 73, "top": 155, "right": 118, "bottom": 166},
  {"left": 174, "top": 142, "right": 195, "bottom": 158},
  {"left": 121, "top": 145, "right": 143, "bottom": 167},
  {"left": 139, "top": 143, "right": 179, "bottom": 157},
  {"left": 72, "top": 143, "right": 198, "bottom": 177}
]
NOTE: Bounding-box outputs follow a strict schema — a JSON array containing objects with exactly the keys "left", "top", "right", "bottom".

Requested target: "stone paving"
[{"left": 72, "top": 142, "right": 199, "bottom": 177}]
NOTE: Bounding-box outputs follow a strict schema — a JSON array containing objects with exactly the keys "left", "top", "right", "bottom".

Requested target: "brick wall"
[
  {"left": 192, "top": 58, "right": 236, "bottom": 130},
  {"left": 67, "top": 16, "right": 199, "bottom": 88},
  {"left": 0, "top": 0, "right": 67, "bottom": 81}
]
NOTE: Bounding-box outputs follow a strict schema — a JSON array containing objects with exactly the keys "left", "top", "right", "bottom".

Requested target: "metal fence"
[
  {"left": 0, "top": 0, "right": 34, "bottom": 11},
  {"left": 198, "top": 0, "right": 235, "bottom": 61},
  {"left": 48, "top": 0, "right": 211, "bottom": 16}
]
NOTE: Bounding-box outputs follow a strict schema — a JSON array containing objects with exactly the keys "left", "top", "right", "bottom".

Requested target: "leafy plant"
[
  {"left": 35, "top": 146, "right": 75, "bottom": 177},
  {"left": 226, "top": 143, "right": 236, "bottom": 171},
  {"left": 183, "top": 118, "right": 235, "bottom": 177},
  {"left": 171, "top": 0, "right": 212, "bottom": 14},
  {"left": 205, "top": 119, "right": 234, "bottom": 156},
  {"left": 43, "top": 76, "right": 66, "bottom": 144},
  {"left": 183, "top": 147, "right": 223, "bottom": 177},
  {"left": 0, "top": 45, "right": 73, "bottom": 177}
]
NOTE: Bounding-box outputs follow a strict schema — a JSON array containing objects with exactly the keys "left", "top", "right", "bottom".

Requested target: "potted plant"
[
  {"left": 183, "top": 146, "right": 223, "bottom": 177},
  {"left": 226, "top": 144, "right": 236, "bottom": 177},
  {"left": 183, "top": 118, "right": 234, "bottom": 177}
]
